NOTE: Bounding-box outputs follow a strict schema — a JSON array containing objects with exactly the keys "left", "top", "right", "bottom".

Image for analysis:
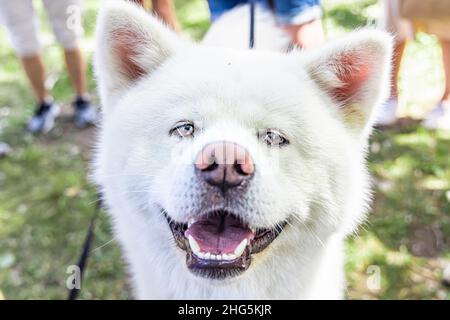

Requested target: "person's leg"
[
  {"left": 20, "top": 55, "right": 59, "bottom": 134},
  {"left": 64, "top": 48, "right": 87, "bottom": 98},
  {"left": 422, "top": 38, "right": 450, "bottom": 130},
  {"left": 376, "top": 40, "right": 406, "bottom": 126},
  {"left": 63, "top": 47, "right": 97, "bottom": 127},
  {"left": 43, "top": 0, "right": 87, "bottom": 97},
  {"left": 152, "top": 0, "right": 180, "bottom": 32},
  {"left": 20, "top": 55, "right": 49, "bottom": 103},
  {"left": 440, "top": 38, "right": 450, "bottom": 103},
  {"left": 390, "top": 40, "right": 407, "bottom": 99},
  {"left": 43, "top": 0, "right": 97, "bottom": 127},
  {"left": 0, "top": 0, "right": 48, "bottom": 102},
  {"left": 64, "top": 48, "right": 97, "bottom": 127},
  {"left": 377, "top": 0, "right": 416, "bottom": 126},
  {"left": 273, "top": 0, "right": 324, "bottom": 48},
  {"left": 282, "top": 19, "right": 324, "bottom": 48},
  {"left": 0, "top": 0, "right": 59, "bottom": 133}
]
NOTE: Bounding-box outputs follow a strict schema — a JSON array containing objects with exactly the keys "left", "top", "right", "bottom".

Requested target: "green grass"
[{"left": 0, "top": 0, "right": 449, "bottom": 300}]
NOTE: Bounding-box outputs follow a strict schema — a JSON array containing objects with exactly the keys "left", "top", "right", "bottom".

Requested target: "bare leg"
[
  {"left": 21, "top": 54, "right": 60, "bottom": 133},
  {"left": 64, "top": 49, "right": 97, "bottom": 128},
  {"left": 422, "top": 39, "right": 450, "bottom": 129},
  {"left": 282, "top": 19, "right": 324, "bottom": 49},
  {"left": 377, "top": 40, "right": 406, "bottom": 126},
  {"left": 390, "top": 41, "right": 407, "bottom": 99},
  {"left": 64, "top": 48, "right": 87, "bottom": 97},
  {"left": 440, "top": 38, "right": 450, "bottom": 103},
  {"left": 20, "top": 54, "right": 49, "bottom": 103},
  {"left": 152, "top": 0, "right": 180, "bottom": 32}
]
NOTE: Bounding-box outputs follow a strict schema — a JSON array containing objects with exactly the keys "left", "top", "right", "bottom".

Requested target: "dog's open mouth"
[{"left": 165, "top": 210, "right": 286, "bottom": 279}]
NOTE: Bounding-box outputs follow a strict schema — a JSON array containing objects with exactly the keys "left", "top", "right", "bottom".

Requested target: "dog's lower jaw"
[{"left": 122, "top": 219, "right": 345, "bottom": 299}]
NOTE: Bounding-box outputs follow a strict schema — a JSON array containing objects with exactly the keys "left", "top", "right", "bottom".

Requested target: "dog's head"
[{"left": 94, "top": 3, "right": 391, "bottom": 282}]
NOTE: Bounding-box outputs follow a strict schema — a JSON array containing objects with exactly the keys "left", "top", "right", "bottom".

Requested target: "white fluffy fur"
[{"left": 93, "top": 1, "right": 392, "bottom": 299}]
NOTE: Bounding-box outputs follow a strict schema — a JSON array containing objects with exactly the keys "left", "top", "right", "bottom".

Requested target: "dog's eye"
[
  {"left": 170, "top": 121, "right": 195, "bottom": 138},
  {"left": 260, "top": 129, "right": 289, "bottom": 147}
]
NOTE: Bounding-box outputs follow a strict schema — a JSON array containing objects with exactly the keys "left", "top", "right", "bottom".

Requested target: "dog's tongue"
[{"left": 185, "top": 215, "right": 254, "bottom": 254}]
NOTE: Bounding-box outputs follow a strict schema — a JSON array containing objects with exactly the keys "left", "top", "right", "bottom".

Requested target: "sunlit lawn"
[{"left": 0, "top": 0, "right": 448, "bottom": 299}]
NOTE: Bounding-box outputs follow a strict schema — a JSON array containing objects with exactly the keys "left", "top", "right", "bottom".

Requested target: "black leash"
[
  {"left": 249, "top": 0, "right": 256, "bottom": 49},
  {"left": 67, "top": 193, "right": 102, "bottom": 300}
]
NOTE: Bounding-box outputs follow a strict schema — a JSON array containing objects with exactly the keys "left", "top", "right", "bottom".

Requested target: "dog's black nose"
[{"left": 195, "top": 141, "right": 254, "bottom": 192}]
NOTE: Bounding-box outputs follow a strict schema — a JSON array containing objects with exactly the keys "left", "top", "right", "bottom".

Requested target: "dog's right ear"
[
  {"left": 94, "top": 1, "right": 183, "bottom": 113},
  {"left": 302, "top": 30, "right": 392, "bottom": 137}
]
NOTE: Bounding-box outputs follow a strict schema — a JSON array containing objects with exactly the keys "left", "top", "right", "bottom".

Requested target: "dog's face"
[{"left": 94, "top": 3, "right": 391, "bottom": 283}]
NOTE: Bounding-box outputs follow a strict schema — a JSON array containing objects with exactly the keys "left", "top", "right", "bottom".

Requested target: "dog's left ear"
[
  {"left": 303, "top": 30, "right": 392, "bottom": 136},
  {"left": 94, "top": 1, "right": 184, "bottom": 113}
]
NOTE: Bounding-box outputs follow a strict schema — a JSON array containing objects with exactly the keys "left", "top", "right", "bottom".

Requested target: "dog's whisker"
[
  {"left": 289, "top": 214, "right": 325, "bottom": 248},
  {"left": 90, "top": 236, "right": 118, "bottom": 253}
]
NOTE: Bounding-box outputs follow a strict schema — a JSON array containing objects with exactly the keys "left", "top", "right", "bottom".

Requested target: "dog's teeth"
[
  {"left": 234, "top": 239, "right": 247, "bottom": 257},
  {"left": 188, "top": 219, "right": 196, "bottom": 228},
  {"left": 197, "top": 252, "right": 206, "bottom": 259},
  {"left": 188, "top": 235, "right": 200, "bottom": 254},
  {"left": 228, "top": 253, "right": 237, "bottom": 260},
  {"left": 222, "top": 253, "right": 233, "bottom": 261},
  {"left": 191, "top": 251, "right": 238, "bottom": 261}
]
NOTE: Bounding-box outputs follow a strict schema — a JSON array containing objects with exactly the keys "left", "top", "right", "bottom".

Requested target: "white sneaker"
[
  {"left": 377, "top": 98, "right": 398, "bottom": 126},
  {"left": 27, "top": 102, "right": 60, "bottom": 134},
  {"left": 422, "top": 102, "right": 450, "bottom": 130}
]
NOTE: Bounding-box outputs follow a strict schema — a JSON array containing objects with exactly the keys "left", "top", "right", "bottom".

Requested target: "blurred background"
[{"left": 0, "top": 0, "right": 449, "bottom": 299}]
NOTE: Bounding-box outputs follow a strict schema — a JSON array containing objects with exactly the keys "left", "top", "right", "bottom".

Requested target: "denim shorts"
[{"left": 207, "top": 0, "right": 322, "bottom": 25}]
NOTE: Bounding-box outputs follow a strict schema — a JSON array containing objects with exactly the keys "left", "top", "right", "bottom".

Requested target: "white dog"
[{"left": 93, "top": 1, "right": 391, "bottom": 299}]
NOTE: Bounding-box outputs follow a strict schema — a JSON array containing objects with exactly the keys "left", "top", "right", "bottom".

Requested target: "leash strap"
[
  {"left": 249, "top": 0, "right": 256, "bottom": 49},
  {"left": 67, "top": 193, "right": 102, "bottom": 300}
]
